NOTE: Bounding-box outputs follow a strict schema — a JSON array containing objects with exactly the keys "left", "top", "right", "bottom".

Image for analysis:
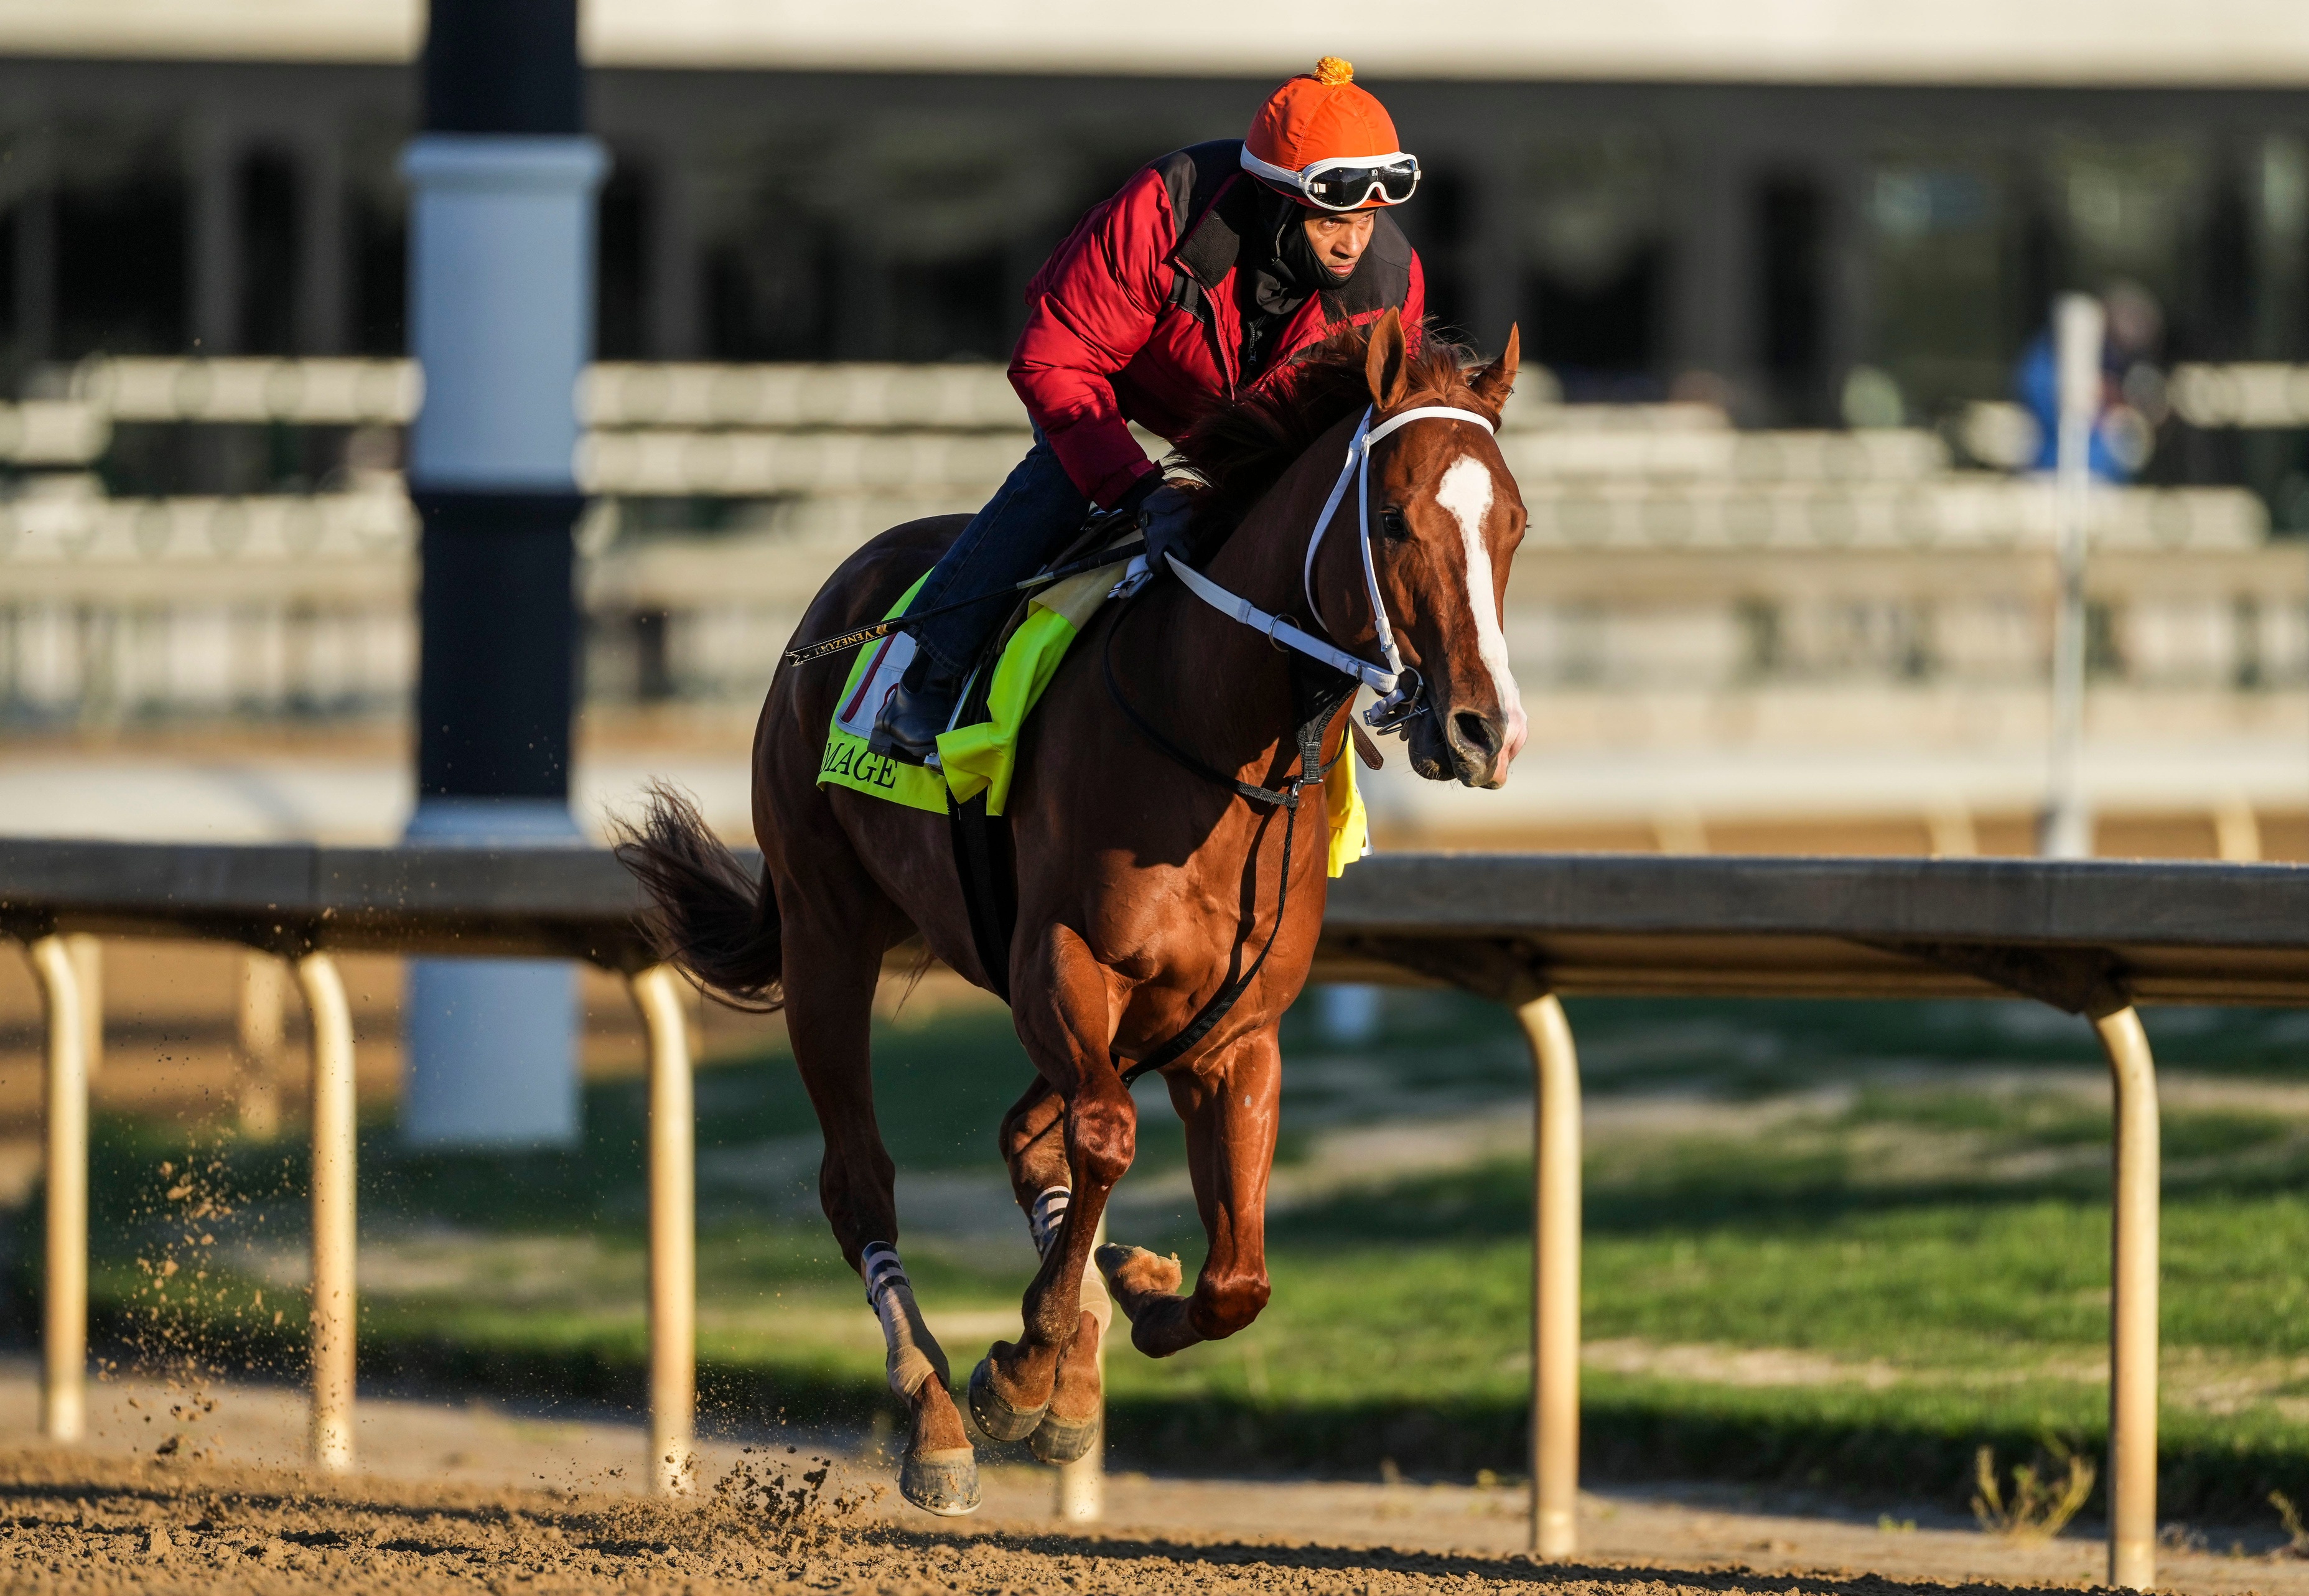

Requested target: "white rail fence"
[{"left": 7, "top": 841, "right": 2309, "bottom": 1591}]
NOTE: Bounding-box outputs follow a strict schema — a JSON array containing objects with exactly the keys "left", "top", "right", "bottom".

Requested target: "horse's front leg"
[
  {"left": 1097, "top": 1027, "right": 1280, "bottom": 1357},
  {"left": 971, "top": 926, "right": 1137, "bottom": 1442},
  {"left": 994, "top": 1077, "right": 1115, "bottom": 1463}
]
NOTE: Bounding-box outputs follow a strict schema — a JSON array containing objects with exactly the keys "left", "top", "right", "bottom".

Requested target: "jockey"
[{"left": 870, "top": 57, "right": 1427, "bottom": 765}]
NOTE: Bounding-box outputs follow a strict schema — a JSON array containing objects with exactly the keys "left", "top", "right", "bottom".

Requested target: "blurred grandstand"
[{"left": 1, "top": 2, "right": 2306, "bottom": 856}]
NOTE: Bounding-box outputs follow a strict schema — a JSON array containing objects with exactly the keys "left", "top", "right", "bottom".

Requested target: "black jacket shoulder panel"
[
  {"left": 1156, "top": 141, "right": 1252, "bottom": 292},
  {"left": 1153, "top": 140, "right": 1246, "bottom": 235}
]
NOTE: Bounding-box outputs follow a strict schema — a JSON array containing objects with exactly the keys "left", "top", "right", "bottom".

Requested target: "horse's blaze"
[
  {"left": 1432, "top": 454, "right": 1527, "bottom": 780},
  {"left": 1413, "top": 450, "right": 1524, "bottom": 785}
]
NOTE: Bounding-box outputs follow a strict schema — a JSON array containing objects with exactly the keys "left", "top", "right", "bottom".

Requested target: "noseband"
[{"left": 1158, "top": 401, "right": 1498, "bottom": 737}]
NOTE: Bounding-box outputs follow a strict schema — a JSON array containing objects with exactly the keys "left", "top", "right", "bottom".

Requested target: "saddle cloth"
[{"left": 816, "top": 558, "right": 1369, "bottom": 877}]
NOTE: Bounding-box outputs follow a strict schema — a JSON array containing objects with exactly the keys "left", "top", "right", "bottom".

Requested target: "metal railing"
[
  {"left": 7, "top": 839, "right": 2309, "bottom": 1586},
  {"left": 0, "top": 841, "right": 696, "bottom": 1492}
]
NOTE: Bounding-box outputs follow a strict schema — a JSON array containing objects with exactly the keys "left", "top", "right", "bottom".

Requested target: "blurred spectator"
[{"left": 2013, "top": 281, "right": 2163, "bottom": 480}]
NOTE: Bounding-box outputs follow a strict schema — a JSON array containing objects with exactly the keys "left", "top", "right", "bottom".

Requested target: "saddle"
[
  {"left": 817, "top": 523, "right": 1140, "bottom": 818},
  {"left": 816, "top": 518, "right": 1369, "bottom": 1003}
]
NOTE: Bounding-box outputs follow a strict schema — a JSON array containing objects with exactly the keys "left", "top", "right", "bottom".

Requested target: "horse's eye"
[{"left": 1379, "top": 506, "right": 1408, "bottom": 539}]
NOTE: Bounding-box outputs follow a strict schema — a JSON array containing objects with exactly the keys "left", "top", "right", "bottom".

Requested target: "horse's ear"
[
  {"left": 1469, "top": 324, "right": 1520, "bottom": 412},
  {"left": 1364, "top": 309, "right": 1411, "bottom": 409}
]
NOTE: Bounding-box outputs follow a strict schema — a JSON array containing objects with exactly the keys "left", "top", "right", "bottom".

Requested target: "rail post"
[
  {"left": 1518, "top": 992, "right": 1581, "bottom": 1559},
  {"left": 633, "top": 963, "right": 696, "bottom": 1494},
  {"left": 296, "top": 951, "right": 357, "bottom": 1473},
  {"left": 2094, "top": 1004, "right": 2159, "bottom": 1590},
  {"left": 235, "top": 950, "right": 289, "bottom": 1139},
  {"left": 65, "top": 935, "right": 101, "bottom": 1080},
  {"left": 1055, "top": 1210, "right": 1109, "bottom": 1523},
  {"left": 26, "top": 935, "right": 87, "bottom": 1442}
]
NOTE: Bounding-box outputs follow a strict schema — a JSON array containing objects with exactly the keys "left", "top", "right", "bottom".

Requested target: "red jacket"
[{"left": 1010, "top": 140, "right": 1427, "bottom": 508}]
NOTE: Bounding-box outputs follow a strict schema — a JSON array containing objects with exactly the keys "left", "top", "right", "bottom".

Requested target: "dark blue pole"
[{"left": 399, "top": 0, "right": 605, "bottom": 1146}]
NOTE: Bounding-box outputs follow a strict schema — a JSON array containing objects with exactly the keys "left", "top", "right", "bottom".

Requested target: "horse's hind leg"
[
  {"left": 997, "top": 1077, "right": 1114, "bottom": 1464},
  {"left": 780, "top": 889, "right": 977, "bottom": 1515}
]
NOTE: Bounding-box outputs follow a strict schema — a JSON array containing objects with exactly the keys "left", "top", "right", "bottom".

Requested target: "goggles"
[{"left": 1239, "top": 146, "right": 1420, "bottom": 212}]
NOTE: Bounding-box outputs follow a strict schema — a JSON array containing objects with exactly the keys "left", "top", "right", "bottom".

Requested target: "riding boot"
[{"left": 869, "top": 646, "right": 969, "bottom": 766}]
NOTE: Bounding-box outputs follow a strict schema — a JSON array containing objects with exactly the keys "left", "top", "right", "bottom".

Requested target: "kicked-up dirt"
[{"left": 1, "top": 1446, "right": 2305, "bottom": 1596}]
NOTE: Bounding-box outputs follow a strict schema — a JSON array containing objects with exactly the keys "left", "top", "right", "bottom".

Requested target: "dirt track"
[
  {"left": 1, "top": 1447, "right": 2300, "bottom": 1596},
  {"left": 3, "top": 1447, "right": 1557, "bottom": 1593}
]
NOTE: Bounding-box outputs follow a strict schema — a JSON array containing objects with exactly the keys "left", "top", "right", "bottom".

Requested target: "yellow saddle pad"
[{"left": 816, "top": 560, "right": 1369, "bottom": 877}]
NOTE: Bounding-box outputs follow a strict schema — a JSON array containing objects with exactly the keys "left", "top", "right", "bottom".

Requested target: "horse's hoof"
[
  {"left": 1027, "top": 1407, "right": 1100, "bottom": 1466},
  {"left": 1095, "top": 1243, "right": 1183, "bottom": 1323},
  {"left": 968, "top": 1354, "right": 1047, "bottom": 1442},
  {"left": 898, "top": 1445, "right": 981, "bottom": 1516}
]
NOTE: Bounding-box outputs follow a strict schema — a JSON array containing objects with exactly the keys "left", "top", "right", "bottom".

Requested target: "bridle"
[
  {"left": 1305, "top": 402, "right": 1498, "bottom": 733},
  {"left": 1156, "top": 401, "right": 1500, "bottom": 740},
  {"left": 1102, "top": 398, "right": 1500, "bottom": 1080}
]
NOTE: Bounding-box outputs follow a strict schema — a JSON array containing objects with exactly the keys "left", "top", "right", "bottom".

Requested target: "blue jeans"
[{"left": 908, "top": 429, "right": 1089, "bottom": 673}]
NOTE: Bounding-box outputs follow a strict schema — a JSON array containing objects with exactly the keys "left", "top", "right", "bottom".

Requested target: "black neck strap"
[{"left": 1103, "top": 592, "right": 1356, "bottom": 1080}]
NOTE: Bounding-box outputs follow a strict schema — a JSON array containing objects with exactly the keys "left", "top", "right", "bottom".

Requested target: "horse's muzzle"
[
  {"left": 1405, "top": 692, "right": 1519, "bottom": 790},
  {"left": 1445, "top": 704, "right": 1516, "bottom": 789}
]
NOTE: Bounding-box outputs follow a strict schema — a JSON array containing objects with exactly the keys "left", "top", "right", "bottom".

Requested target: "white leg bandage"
[
  {"left": 1027, "top": 1187, "right": 1113, "bottom": 1337},
  {"left": 861, "top": 1241, "right": 948, "bottom": 1401},
  {"left": 1028, "top": 1186, "right": 1070, "bottom": 1255}
]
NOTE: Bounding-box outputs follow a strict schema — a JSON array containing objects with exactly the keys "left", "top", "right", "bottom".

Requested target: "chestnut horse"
[{"left": 616, "top": 310, "right": 1526, "bottom": 1514}]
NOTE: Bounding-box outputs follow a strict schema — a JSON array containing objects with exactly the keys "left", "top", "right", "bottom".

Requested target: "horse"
[{"left": 615, "top": 309, "right": 1527, "bottom": 1514}]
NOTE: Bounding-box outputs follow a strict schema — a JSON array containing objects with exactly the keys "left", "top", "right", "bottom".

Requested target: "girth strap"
[
  {"left": 948, "top": 786, "right": 1015, "bottom": 1002},
  {"left": 946, "top": 634, "right": 1018, "bottom": 1001}
]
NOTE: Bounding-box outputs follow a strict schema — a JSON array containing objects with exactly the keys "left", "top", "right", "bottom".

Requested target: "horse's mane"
[{"left": 1173, "top": 320, "right": 1496, "bottom": 538}]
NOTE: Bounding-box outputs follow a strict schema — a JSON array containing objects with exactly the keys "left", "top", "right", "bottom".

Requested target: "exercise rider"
[{"left": 869, "top": 57, "right": 1428, "bottom": 764}]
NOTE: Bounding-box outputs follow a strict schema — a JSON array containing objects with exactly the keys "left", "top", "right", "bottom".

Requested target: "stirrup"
[
  {"left": 868, "top": 690, "right": 951, "bottom": 766},
  {"left": 869, "top": 661, "right": 963, "bottom": 767}
]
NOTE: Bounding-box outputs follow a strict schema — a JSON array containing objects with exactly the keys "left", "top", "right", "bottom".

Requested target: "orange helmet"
[{"left": 1242, "top": 58, "right": 1420, "bottom": 212}]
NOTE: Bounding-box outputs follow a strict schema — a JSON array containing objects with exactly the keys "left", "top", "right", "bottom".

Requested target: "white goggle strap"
[
  {"left": 1238, "top": 147, "right": 1417, "bottom": 209},
  {"left": 1297, "top": 150, "right": 1417, "bottom": 179}
]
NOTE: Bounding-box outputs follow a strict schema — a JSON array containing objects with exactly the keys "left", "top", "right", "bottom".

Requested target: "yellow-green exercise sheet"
[{"left": 816, "top": 564, "right": 1369, "bottom": 877}]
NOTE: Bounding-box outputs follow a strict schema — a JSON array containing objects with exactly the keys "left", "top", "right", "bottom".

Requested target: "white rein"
[{"left": 1145, "top": 402, "right": 1498, "bottom": 735}]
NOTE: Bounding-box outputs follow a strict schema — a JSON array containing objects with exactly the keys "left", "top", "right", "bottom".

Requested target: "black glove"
[{"left": 1134, "top": 483, "right": 1198, "bottom": 572}]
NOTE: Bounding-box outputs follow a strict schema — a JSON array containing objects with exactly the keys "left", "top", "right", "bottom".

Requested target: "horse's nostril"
[{"left": 1452, "top": 710, "right": 1498, "bottom": 757}]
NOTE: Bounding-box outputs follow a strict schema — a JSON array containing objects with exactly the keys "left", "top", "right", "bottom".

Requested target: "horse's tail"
[{"left": 610, "top": 782, "right": 784, "bottom": 1012}]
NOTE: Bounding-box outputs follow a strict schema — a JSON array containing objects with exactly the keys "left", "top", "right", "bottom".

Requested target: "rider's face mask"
[{"left": 1240, "top": 147, "right": 1421, "bottom": 213}]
